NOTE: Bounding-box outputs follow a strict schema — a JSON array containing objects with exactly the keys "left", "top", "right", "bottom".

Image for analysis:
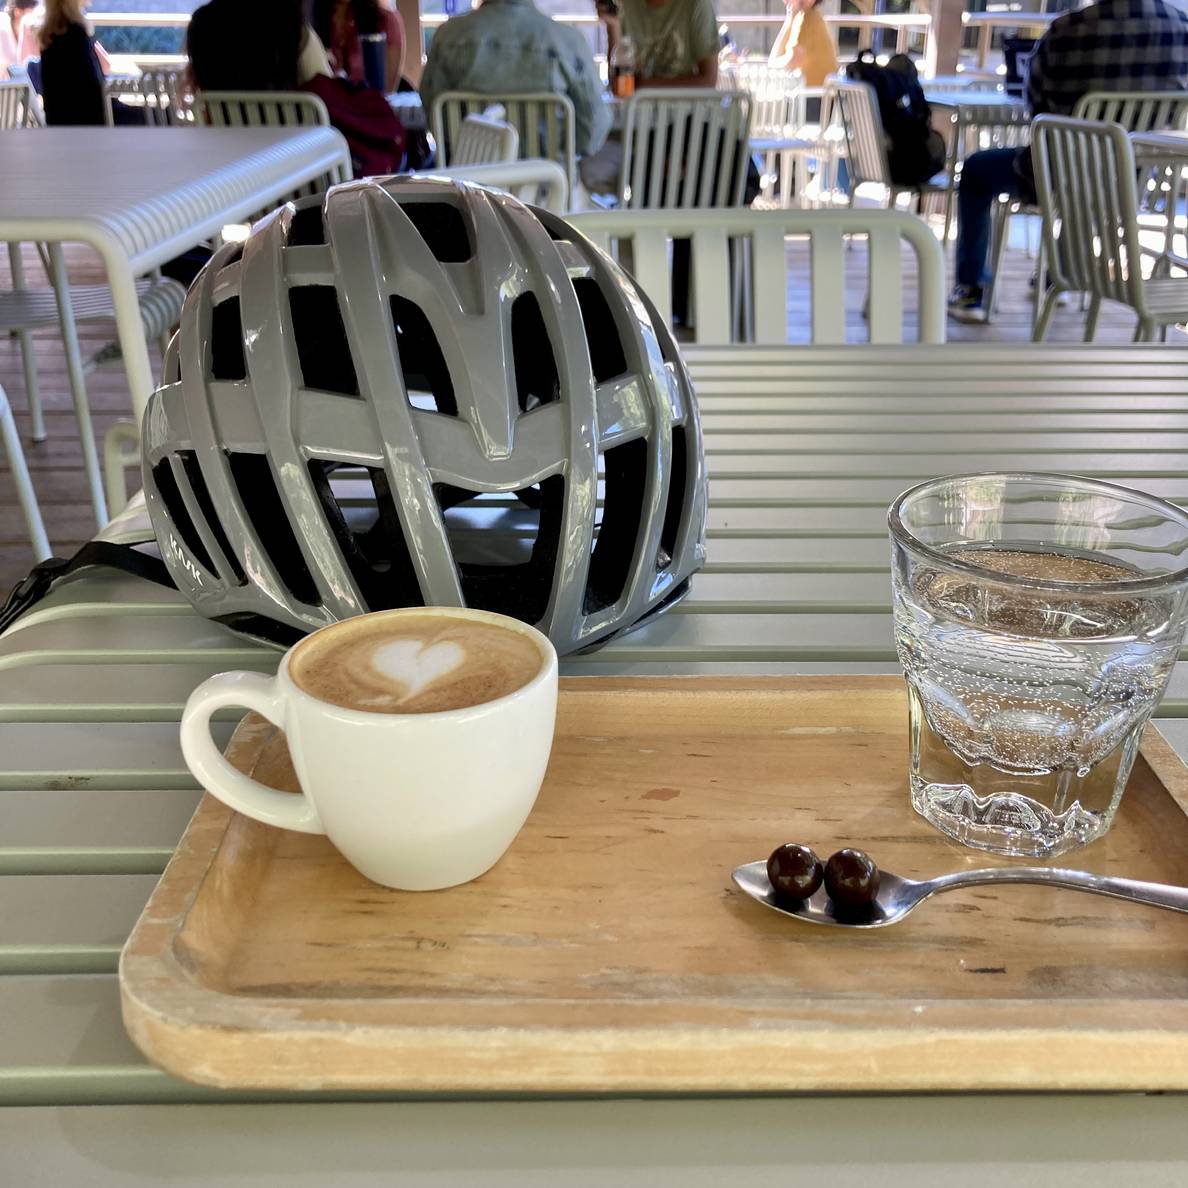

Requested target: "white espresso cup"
[{"left": 179, "top": 607, "right": 559, "bottom": 890}]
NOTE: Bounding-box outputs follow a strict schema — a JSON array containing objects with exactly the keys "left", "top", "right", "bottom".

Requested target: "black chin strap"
[{"left": 0, "top": 541, "right": 175, "bottom": 637}]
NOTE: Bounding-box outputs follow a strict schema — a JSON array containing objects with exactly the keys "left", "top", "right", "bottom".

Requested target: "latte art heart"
[
  {"left": 289, "top": 612, "right": 545, "bottom": 714},
  {"left": 371, "top": 639, "right": 465, "bottom": 702}
]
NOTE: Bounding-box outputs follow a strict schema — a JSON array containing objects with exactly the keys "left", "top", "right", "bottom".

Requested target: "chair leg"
[
  {"left": 8, "top": 243, "right": 46, "bottom": 442},
  {"left": 985, "top": 204, "right": 1011, "bottom": 325},
  {"left": 46, "top": 244, "right": 108, "bottom": 527},
  {"left": 1032, "top": 288, "right": 1062, "bottom": 342},
  {"left": 103, "top": 421, "right": 140, "bottom": 516},
  {"left": 1032, "top": 235, "right": 1045, "bottom": 332},
  {"left": 1133, "top": 317, "right": 1155, "bottom": 343},
  {"left": 0, "top": 386, "right": 51, "bottom": 562},
  {"left": 1083, "top": 296, "right": 1102, "bottom": 342}
]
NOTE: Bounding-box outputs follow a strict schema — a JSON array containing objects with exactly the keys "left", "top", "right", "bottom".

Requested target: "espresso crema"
[{"left": 289, "top": 613, "right": 544, "bottom": 714}]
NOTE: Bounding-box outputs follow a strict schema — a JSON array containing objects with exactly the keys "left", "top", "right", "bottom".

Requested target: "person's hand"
[{"left": 596, "top": 0, "right": 621, "bottom": 35}]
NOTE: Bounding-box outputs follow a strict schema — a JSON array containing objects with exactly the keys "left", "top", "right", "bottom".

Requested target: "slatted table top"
[
  {"left": 0, "top": 127, "right": 350, "bottom": 274},
  {"left": 4, "top": 343, "right": 1188, "bottom": 1143}
]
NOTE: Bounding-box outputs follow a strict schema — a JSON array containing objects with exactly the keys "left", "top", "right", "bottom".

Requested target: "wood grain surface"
[{"left": 119, "top": 676, "right": 1188, "bottom": 1094}]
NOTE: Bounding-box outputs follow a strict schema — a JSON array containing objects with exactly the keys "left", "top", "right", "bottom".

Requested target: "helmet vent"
[
  {"left": 308, "top": 460, "right": 424, "bottom": 610},
  {"left": 391, "top": 295, "right": 458, "bottom": 415},
  {"left": 152, "top": 457, "right": 216, "bottom": 579},
  {"left": 585, "top": 438, "right": 647, "bottom": 614},
  {"left": 287, "top": 204, "right": 327, "bottom": 247},
  {"left": 178, "top": 450, "right": 246, "bottom": 584},
  {"left": 658, "top": 428, "right": 688, "bottom": 570},
  {"left": 210, "top": 298, "right": 247, "bottom": 381},
  {"left": 572, "top": 278, "right": 627, "bottom": 384},
  {"left": 511, "top": 293, "right": 560, "bottom": 412},
  {"left": 289, "top": 286, "right": 360, "bottom": 396},
  {"left": 227, "top": 452, "right": 321, "bottom": 606},
  {"left": 401, "top": 202, "right": 473, "bottom": 263},
  {"left": 435, "top": 477, "right": 565, "bottom": 625}
]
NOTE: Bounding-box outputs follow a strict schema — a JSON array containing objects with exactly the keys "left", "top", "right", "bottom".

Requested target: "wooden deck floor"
[{"left": 0, "top": 226, "right": 1182, "bottom": 593}]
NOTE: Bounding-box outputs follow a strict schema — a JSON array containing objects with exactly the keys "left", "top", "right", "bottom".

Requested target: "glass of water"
[{"left": 889, "top": 473, "right": 1188, "bottom": 858}]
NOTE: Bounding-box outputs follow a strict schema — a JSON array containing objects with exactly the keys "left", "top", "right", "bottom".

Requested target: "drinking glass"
[{"left": 889, "top": 473, "right": 1188, "bottom": 857}]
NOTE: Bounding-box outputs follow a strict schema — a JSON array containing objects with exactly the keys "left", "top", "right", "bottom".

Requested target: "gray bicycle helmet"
[{"left": 142, "top": 176, "right": 706, "bottom": 653}]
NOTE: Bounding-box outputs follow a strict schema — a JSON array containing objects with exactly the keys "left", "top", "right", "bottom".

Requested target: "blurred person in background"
[
  {"left": 420, "top": 0, "right": 609, "bottom": 158},
  {"left": 949, "top": 0, "right": 1188, "bottom": 323},
  {"left": 187, "top": 0, "right": 404, "bottom": 176},
  {"left": 769, "top": 0, "right": 837, "bottom": 88},
  {"left": 37, "top": 0, "right": 111, "bottom": 125},
  {"left": 311, "top": 0, "right": 405, "bottom": 92},
  {"left": 600, "top": 0, "right": 719, "bottom": 89},
  {"left": 0, "top": 0, "right": 39, "bottom": 75}
]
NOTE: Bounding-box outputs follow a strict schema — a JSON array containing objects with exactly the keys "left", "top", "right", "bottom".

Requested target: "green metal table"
[{"left": 3, "top": 344, "right": 1188, "bottom": 1185}]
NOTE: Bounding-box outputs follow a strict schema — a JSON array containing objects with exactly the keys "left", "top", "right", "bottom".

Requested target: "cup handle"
[{"left": 180, "top": 670, "right": 325, "bottom": 835}]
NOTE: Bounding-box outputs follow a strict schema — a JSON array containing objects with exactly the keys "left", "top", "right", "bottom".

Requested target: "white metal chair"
[
  {"left": 1075, "top": 90, "right": 1188, "bottom": 132},
  {"left": 415, "top": 159, "right": 569, "bottom": 213},
  {"left": 987, "top": 91, "right": 1188, "bottom": 324},
  {"left": 1077, "top": 91, "right": 1188, "bottom": 268},
  {"left": 0, "top": 381, "right": 50, "bottom": 562},
  {"left": 448, "top": 113, "right": 519, "bottom": 166},
  {"left": 0, "top": 268, "right": 186, "bottom": 526},
  {"left": 568, "top": 207, "right": 946, "bottom": 344},
  {"left": 195, "top": 91, "right": 350, "bottom": 197},
  {"left": 104, "top": 69, "right": 189, "bottom": 127},
  {"left": 734, "top": 62, "right": 822, "bottom": 208},
  {"left": 829, "top": 79, "right": 947, "bottom": 210},
  {"left": 617, "top": 89, "right": 753, "bottom": 209},
  {"left": 1032, "top": 115, "right": 1188, "bottom": 342},
  {"left": 3, "top": 78, "right": 183, "bottom": 525},
  {"left": 0, "top": 78, "right": 41, "bottom": 127},
  {"left": 936, "top": 98, "right": 1030, "bottom": 246},
  {"left": 431, "top": 92, "right": 577, "bottom": 193}
]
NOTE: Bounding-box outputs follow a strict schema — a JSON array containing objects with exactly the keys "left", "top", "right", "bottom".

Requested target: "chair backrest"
[
  {"left": 197, "top": 89, "right": 331, "bottom": 129},
  {"left": 733, "top": 61, "right": 796, "bottom": 139},
  {"left": 829, "top": 80, "right": 890, "bottom": 189},
  {"left": 196, "top": 91, "right": 349, "bottom": 195},
  {"left": 618, "top": 89, "right": 753, "bottom": 209},
  {"left": 140, "top": 68, "right": 189, "bottom": 125},
  {"left": 105, "top": 69, "right": 189, "bottom": 127},
  {"left": 955, "top": 99, "right": 1031, "bottom": 150},
  {"left": 568, "top": 206, "right": 946, "bottom": 344},
  {"left": 416, "top": 158, "right": 570, "bottom": 213},
  {"left": 1032, "top": 115, "right": 1145, "bottom": 312},
  {"left": 1073, "top": 90, "right": 1188, "bottom": 132},
  {"left": 431, "top": 91, "right": 576, "bottom": 190},
  {"left": 449, "top": 113, "right": 520, "bottom": 166},
  {"left": 0, "top": 79, "right": 41, "bottom": 128}
]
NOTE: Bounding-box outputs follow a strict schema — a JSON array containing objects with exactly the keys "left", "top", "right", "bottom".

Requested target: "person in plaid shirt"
[{"left": 949, "top": 0, "right": 1188, "bottom": 323}]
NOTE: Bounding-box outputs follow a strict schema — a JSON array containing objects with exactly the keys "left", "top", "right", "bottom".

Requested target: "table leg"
[
  {"left": 46, "top": 244, "right": 108, "bottom": 527},
  {"left": 101, "top": 254, "right": 155, "bottom": 425},
  {"left": 98, "top": 247, "right": 158, "bottom": 516},
  {"left": 7, "top": 242, "right": 46, "bottom": 442}
]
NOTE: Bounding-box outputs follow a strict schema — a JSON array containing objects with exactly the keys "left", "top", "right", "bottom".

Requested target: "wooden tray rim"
[{"left": 120, "top": 675, "right": 1188, "bottom": 1094}]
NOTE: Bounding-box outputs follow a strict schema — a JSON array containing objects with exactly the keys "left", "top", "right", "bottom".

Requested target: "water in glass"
[{"left": 889, "top": 475, "right": 1188, "bottom": 858}]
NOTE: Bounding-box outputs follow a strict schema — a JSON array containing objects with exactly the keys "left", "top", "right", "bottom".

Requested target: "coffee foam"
[{"left": 289, "top": 613, "right": 544, "bottom": 714}]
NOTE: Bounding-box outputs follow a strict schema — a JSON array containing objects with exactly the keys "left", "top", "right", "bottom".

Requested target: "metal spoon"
[{"left": 732, "top": 859, "right": 1188, "bottom": 929}]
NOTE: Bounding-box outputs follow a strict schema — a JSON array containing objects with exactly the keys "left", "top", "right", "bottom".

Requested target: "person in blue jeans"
[{"left": 949, "top": 0, "right": 1188, "bottom": 324}]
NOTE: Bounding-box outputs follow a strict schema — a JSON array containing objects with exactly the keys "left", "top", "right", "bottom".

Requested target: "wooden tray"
[{"left": 120, "top": 676, "right": 1188, "bottom": 1093}]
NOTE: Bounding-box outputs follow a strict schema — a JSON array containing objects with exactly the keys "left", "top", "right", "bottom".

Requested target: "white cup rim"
[{"left": 281, "top": 606, "right": 558, "bottom": 723}]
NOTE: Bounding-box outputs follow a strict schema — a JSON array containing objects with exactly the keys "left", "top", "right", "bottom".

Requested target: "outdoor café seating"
[{"left": 2, "top": 2, "right": 1188, "bottom": 1184}]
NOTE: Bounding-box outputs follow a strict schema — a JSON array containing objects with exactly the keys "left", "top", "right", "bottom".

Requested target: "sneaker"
[{"left": 948, "top": 284, "right": 986, "bottom": 324}]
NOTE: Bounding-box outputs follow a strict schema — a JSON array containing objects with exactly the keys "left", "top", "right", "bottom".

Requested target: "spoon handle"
[{"left": 928, "top": 867, "right": 1188, "bottom": 915}]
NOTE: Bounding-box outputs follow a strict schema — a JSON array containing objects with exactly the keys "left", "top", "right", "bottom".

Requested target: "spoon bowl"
[
  {"left": 731, "top": 858, "right": 1188, "bottom": 927},
  {"left": 733, "top": 861, "right": 916, "bottom": 927}
]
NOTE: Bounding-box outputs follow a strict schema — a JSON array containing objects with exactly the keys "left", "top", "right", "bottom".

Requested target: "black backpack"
[{"left": 844, "top": 51, "right": 946, "bottom": 187}]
